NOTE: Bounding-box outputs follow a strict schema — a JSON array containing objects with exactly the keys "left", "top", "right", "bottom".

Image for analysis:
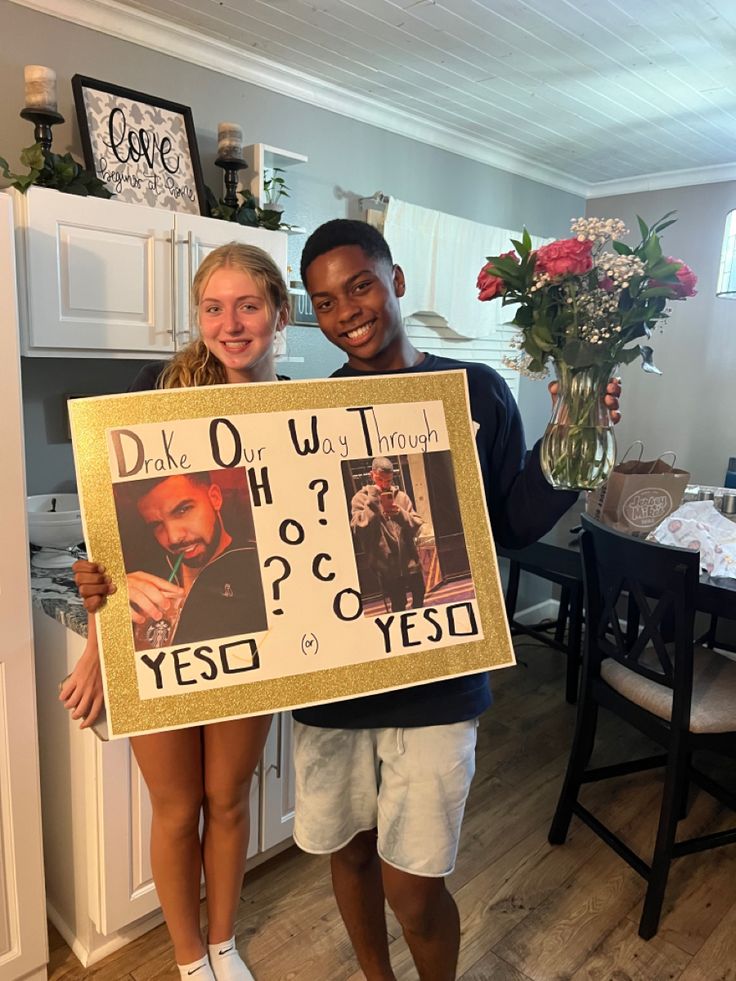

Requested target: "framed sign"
[
  {"left": 72, "top": 74, "right": 206, "bottom": 215},
  {"left": 70, "top": 372, "right": 514, "bottom": 738}
]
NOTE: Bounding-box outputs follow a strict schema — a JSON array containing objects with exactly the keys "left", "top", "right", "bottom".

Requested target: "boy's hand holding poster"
[{"left": 70, "top": 371, "right": 514, "bottom": 738}]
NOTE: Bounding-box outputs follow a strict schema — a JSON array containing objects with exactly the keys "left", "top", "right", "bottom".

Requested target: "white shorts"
[{"left": 292, "top": 719, "right": 478, "bottom": 877}]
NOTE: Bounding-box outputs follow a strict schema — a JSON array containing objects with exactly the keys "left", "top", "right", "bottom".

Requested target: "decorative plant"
[
  {"left": 205, "top": 185, "right": 260, "bottom": 226},
  {"left": 476, "top": 215, "right": 697, "bottom": 490},
  {"left": 0, "top": 142, "right": 112, "bottom": 197},
  {"left": 205, "top": 184, "right": 288, "bottom": 232},
  {"left": 262, "top": 167, "right": 289, "bottom": 210}
]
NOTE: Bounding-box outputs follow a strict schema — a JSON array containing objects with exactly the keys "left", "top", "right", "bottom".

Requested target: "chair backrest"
[{"left": 580, "top": 514, "right": 700, "bottom": 710}]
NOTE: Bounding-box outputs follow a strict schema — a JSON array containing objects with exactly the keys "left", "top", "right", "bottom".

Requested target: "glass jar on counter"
[{"left": 721, "top": 493, "right": 736, "bottom": 521}]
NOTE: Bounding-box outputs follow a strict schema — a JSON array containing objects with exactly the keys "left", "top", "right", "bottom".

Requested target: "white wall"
[{"left": 587, "top": 182, "right": 736, "bottom": 486}]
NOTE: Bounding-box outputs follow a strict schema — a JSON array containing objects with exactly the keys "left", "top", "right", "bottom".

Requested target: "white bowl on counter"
[{"left": 27, "top": 494, "right": 84, "bottom": 568}]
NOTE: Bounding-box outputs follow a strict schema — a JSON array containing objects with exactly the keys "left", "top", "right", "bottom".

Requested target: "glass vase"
[{"left": 540, "top": 360, "right": 616, "bottom": 491}]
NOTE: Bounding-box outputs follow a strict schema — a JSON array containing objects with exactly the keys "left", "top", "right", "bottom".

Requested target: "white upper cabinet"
[
  {"left": 15, "top": 187, "right": 174, "bottom": 357},
  {"left": 10, "top": 187, "right": 288, "bottom": 359}
]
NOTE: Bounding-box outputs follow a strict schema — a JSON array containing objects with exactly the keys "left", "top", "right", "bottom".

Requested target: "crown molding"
[
  {"left": 586, "top": 162, "right": 736, "bottom": 199},
  {"left": 9, "top": 0, "right": 588, "bottom": 197}
]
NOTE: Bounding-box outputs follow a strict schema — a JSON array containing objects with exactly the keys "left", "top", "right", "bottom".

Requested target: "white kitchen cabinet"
[
  {"left": 260, "top": 712, "right": 296, "bottom": 851},
  {"left": 11, "top": 186, "right": 288, "bottom": 359},
  {"left": 0, "top": 195, "right": 48, "bottom": 981},
  {"left": 32, "top": 611, "right": 296, "bottom": 967}
]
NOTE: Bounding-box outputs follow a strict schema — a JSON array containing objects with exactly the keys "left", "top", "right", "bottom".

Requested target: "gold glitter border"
[{"left": 70, "top": 371, "right": 514, "bottom": 737}]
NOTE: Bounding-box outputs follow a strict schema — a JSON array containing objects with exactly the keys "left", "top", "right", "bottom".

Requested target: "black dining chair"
[{"left": 548, "top": 514, "right": 736, "bottom": 939}]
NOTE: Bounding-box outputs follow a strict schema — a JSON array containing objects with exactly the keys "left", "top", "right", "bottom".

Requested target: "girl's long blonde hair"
[{"left": 158, "top": 242, "right": 290, "bottom": 389}]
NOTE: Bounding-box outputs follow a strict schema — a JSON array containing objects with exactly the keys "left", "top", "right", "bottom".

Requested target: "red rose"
[
  {"left": 534, "top": 238, "right": 593, "bottom": 279},
  {"left": 476, "top": 251, "right": 517, "bottom": 301}
]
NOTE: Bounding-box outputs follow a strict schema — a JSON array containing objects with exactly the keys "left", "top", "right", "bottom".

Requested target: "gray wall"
[
  {"left": 3, "top": 0, "right": 582, "bottom": 554},
  {"left": 587, "top": 182, "right": 736, "bottom": 487}
]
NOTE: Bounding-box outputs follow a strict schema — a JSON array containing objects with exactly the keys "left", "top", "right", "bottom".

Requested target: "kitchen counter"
[{"left": 30, "top": 562, "right": 87, "bottom": 638}]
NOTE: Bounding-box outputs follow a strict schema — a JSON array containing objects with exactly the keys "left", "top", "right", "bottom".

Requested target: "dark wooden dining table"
[{"left": 497, "top": 502, "right": 736, "bottom": 701}]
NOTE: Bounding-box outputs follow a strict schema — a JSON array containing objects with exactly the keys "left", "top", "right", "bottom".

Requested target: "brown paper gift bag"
[{"left": 586, "top": 442, "right": 690, "bottom": 536}]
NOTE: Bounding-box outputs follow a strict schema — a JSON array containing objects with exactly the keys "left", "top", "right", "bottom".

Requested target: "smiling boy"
[{"left": 290, "top": 219, "right": 619, "bottom": 981}]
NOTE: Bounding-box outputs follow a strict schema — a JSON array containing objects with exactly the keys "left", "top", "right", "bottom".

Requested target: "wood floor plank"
[
  {"left": 488, "top": 766, "right": 679, "bottom": 981},
  {"left": 678, "top": 896, "right": 736, "bottom": 980},
  {"left": 492, "top": 854, "right": 646, "bottom": 981},
  {"left": 459, "top": 948, "right": 535, "bottom": 980},
  {"left": 626, "top": 797, "right": 736, "bottom": 957},
  {"left": 569, "top": 916, "right": 691, "bottom": 981}
]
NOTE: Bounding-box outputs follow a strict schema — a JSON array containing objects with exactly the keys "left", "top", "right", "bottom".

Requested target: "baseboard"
[
  {"left": 46, "top": 899, "right": 165, "bottom": 968},
  {"left": 513, "top": 599, "right": 559, "bottom": 627},
  {"left": 15, "top": 967, "right": 47, "bottom": 981}
]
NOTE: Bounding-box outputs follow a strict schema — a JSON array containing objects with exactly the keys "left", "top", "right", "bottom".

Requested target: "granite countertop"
[{"left": 30, "top": 562, "right": 88, "bottom": 638}]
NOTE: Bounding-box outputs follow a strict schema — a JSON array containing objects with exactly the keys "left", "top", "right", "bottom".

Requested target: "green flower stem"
[
  {"left": 566, "top": 281, "right": 578, "bottom": 342},
  {"left": 541, "top": 360, "right": 617, "bottom": 490}
]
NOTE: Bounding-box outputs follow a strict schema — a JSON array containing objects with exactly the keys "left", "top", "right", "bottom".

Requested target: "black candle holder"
[
  {"left": 214, "top": 155, "right": 248, "bottom": 209},
  {"left": 20, "top": 106, "right": 65, "bottom": 155}
]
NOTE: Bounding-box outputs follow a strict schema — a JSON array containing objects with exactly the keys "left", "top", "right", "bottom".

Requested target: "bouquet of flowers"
[{"left": 477, "top": 214, "right": 697, "bottom": 489}]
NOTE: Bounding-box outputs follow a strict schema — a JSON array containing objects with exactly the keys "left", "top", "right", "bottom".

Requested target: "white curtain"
[{"left": 383, "top": 197, "right": 550, "bottom": 341}]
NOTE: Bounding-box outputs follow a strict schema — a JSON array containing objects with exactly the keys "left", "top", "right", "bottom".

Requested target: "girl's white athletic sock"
[
  {"left": 208, "top": 937, "right": 255, "bottom": 981},
  {"left": 177, "top": 954, "right": 215, "bottom": 980}
]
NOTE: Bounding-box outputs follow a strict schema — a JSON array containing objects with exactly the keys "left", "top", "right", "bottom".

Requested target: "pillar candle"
[
  {"left": 24, "top": 65, "right": 58, "bottom": 112},
  {"left": 217, "top": 122, "right": 243, "bottom": 159}
]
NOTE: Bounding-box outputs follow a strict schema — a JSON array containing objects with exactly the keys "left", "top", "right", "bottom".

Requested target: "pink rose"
[
  {"left": 533, "top": 238, "right": 593, "bottom": 279},
  {"left": 651, "top": 258, "right": 697, "bottom": 298},
  {"left": 476, "top": 251, "right": 517, "bottom": 301},
  {"left": 667, "top": 258, "right": 698, "bottom": 298}
]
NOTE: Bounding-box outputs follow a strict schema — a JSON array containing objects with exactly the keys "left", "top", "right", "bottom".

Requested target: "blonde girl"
[{"left": 63, "top": 242, "right": 290, "bottom": 981}]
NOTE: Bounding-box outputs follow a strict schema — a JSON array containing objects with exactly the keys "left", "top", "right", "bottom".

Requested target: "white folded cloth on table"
[{"left": 650, "top": 500, "right": 736, "bottom": 579}]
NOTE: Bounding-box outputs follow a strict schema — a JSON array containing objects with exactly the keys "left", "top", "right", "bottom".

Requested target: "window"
[{"left": 716, "top": 209, "right": 736, "bottom": 298}]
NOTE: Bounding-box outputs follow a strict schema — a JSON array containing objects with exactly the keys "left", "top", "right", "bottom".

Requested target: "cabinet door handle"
[
  {"left": 268, "top": 715, "right": 283, "bottom": 780},
  {"left": 182, "top": 231, "right": 194, "bottom": 346},
  {"left": 170, "top": 231, "right": 178, "bottom": 350},
  {"left": 275, "top": 715, "right": 283, "bottom": 779}
]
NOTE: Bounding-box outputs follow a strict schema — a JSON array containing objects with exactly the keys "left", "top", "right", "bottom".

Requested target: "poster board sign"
[{"left": 70, "top": 371, "right": 514, "bottom": 738}]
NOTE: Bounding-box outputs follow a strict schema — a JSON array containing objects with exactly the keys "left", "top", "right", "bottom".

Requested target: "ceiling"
[{"left": 17, "top": 0, "right": 736, "bottom": 196}]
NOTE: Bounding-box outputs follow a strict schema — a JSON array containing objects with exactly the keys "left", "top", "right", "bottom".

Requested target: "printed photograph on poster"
[
  {"left": 344, "top": 452, "right": 475, "bottom": 622},
  {"left": 69, "top": 372, "right": 514, "bottom": 738},
  {"left": 71, "top": 74, "right": 206, "bottom": 214},
  {"left": 112, "top": 468, "right": 266, "bottom": 653}
]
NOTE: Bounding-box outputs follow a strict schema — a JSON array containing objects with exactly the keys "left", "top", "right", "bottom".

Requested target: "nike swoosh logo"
[
  {"left": 187, "top": 967, "right": 204, "bottom": 976},
  {"left": 218, "top": 945, "right": 234, "bottom": 955}
]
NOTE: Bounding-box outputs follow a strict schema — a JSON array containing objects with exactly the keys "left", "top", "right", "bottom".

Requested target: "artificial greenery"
[
  {"left": 206, "top": 185, "right": 259, "bottom": 226},
  {"left": 0, "top": 142, "right": 112, "bottom": 197},
  {"left": 205, "top": 185, "right": 287, "bottom": 232},
  {"left": 263, "top": 166, "right": 290, "bottom": 207}
]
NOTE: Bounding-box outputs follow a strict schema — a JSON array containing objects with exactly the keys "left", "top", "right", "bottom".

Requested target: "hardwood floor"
[{"left": 47, "top": 640, "right": 736, "bottom": 980}]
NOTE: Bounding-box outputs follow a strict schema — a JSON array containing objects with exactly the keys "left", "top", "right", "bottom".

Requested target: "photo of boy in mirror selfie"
[{"left": 344, "top": 451, "right": 476, "bottom": 617}]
